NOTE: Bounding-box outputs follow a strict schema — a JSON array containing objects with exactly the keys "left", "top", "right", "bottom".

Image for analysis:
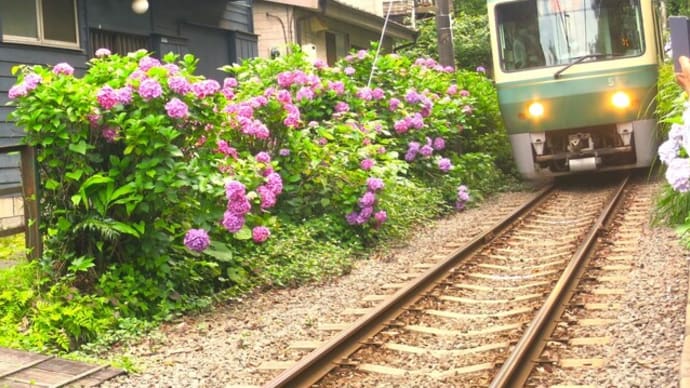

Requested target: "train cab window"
[{"left": 496, "top": 0, "right": 644, "bottom": 72}]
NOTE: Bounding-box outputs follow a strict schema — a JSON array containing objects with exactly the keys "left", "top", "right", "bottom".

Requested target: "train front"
[{"left": 488, "top": 0, "right": 662, "bottom": 179}]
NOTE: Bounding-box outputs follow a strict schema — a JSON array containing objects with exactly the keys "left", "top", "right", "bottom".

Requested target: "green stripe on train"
[{"left": 496, "top": 65, "right": 658, "bottom": 134}]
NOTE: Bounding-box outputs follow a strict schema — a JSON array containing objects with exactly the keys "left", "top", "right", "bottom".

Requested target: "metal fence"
[{"left": 0, "top": 144, "right": 41, "bottom": 259}]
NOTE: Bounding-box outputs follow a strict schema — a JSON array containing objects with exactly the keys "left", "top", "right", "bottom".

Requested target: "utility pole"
[{"left": 435, "top": 0, "right": 455, "bottom": 69}]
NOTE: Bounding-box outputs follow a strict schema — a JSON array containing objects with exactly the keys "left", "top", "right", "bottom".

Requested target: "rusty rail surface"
[
  {"left": 0, "top": 144, "right": 41, "bottom": 259},
  {"left": 262, "top": 184, "right": 555, "bottom": 388},
  {"left": 489, "top": 173, "right": 630, "bottom": 388}
]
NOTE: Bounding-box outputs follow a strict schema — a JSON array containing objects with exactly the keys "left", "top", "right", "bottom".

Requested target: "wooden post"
[
  {"left": 435, "top": 0, "right": 455, "bottom": 69},
  {"left": 20, "top": 146, "right": 41, "bottom": 260}
]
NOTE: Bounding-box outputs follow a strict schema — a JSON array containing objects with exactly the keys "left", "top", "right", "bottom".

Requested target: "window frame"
[{"left": 1, "top": 0, "right": 80, "bottom": 49}]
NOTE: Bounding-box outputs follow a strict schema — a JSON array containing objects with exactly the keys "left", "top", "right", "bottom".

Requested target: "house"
[
  {"left": 252, "top": 0, "right": 417, "bottom": 64},
  {"left": 0, "top": 0, "right": 257, "bottom": 229},
  {"left": 381, "top": 0, "right": 438, "bottom": 27}
]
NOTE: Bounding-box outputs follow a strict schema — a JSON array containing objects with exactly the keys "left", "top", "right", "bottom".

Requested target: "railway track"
[{"left": 261, "top": 172, "right": 641, "bottom": 387}]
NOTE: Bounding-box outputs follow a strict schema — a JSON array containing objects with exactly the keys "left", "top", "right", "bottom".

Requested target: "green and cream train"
[{"left": 487, "top": 0, "right": 665, "bottom": 179}]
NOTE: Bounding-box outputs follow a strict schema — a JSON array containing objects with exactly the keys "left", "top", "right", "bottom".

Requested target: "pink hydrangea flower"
[
  {"left": 138, "top": 56, "right": 161, "bottom": 71},
  {"left": 97, "top": 86, "right": 118, "bottom": 109},
  {"left": 52, "top": 62, "right": 74, "bottom": 76},
  {"left": 102, "top": 126, "right": 120, "bottom": 143},
  {"left": 168, "top": 76, "right": 192, "bottom": 94},
  {"left": 138, "top": 78, "right": 163, "bottom": 100},
  {"left": 8, "top": 84, "right": 27, "bottom": 99},
  {"left": 192, "top": 79, "right": 220, "bottom": 99},
  {"left": 255, "top": 151, "right": 271, "bottom": 163},
  {"left": 222, "top": 211, "right": 245, "bottom": 233},
  {"left": 360, "top": 159, "right": 374, "bottom": 171}
]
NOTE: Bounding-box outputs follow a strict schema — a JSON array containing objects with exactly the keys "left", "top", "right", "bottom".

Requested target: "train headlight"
[
  {"left": 527, "top": 102, "right": 544, "bottom": 118},
  {"left": 612, "top": 91, "right": 631, "bottom": 109}
]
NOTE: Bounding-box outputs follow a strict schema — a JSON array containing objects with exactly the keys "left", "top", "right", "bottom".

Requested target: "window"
[
  {"left": 496, "top": 0, "right": 644, "bottom": 71},
  {"left": 89, "top": 29, "right": 150, "bottom": 57},
  {"left": 0, "top": 0, "right": 79, "bottom": 48}
]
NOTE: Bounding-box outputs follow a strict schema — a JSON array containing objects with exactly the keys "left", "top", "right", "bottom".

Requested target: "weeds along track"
[{"left": 263, "top": 174, "right": 631, "bottom": 388}]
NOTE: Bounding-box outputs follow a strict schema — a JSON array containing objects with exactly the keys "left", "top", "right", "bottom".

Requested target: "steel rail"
[
  {"left": 490, "top": 173, "right": 630, "bottom": 388},
  {"left": 262, "top": 184, "right": 555, "bottom": 388}
]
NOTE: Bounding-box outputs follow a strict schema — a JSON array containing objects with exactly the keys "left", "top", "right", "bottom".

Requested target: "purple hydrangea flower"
[
  {"left": 217, "top": 140, "right": 238, "bottom": 159},
  {"left": 115, "top": 86, "right": 133, "bottom": 105},
  {"left": 366, "top": 177, "right": 384, "bottom": 192},
  {"left": 227, "top": 196, "right": 251, "bottom": 216},
  {"left": 659, "top": 139, "right": 680, "bottom": 165},
  {"left": 344, "top": 66, "right": 355, "bottom": 76},
  {"left": 433, "top": 137, "right": 446, "bottom": 150},
  {"left": 139, "top": 56, "right": 161, "bottom": 71},
  {"left": 184, "top": 228, "right": 210, "bottom": 252},
  {"left": 255, "top": 151, "right": 271, "bottom": 164},
  {"left": 456, "top": 185, "right": 470, "bottom": 210},
  {"left": 279, "top": 148, "right": 290, "bottom": 157},
  {"left": 266, "top": 172, "right": 283, "bottom": 194},
  {"left": 138, "top": 78, "right": 163, "bottom": 100},
  {"left": 252, "top": 226, "right": 271, "bottom": 243},
  {"left": 53, "top": 62, "right": 74, "bottom": 76},
  {"left": 328, "top": 80, "right": 345, "bottom": 95},
  {"left": 225, "top": 180, "right": 246, "bottom": 200},
  {"left": 192, "top": 79, "right": 221, "bottom": 99},
  {"left": 389, "top": 98, "right": 401, "bottom": 111},
  {"left": 24, "top": 73, "right": 42, "bottom": 90},
  {"left": 346, "top": 211, "right": 359, "bottom": 225},
  {"left": 222, "top": 211, "right": 245, "bottom": 233},
  {"left": 224, "top": 77, "right": 238, "bottom": 89},
  {"left": 334, "top": 101, "right": 350, "bottom": 114},
  {"left": 359, "top": 192, "right": 376, "bottom": 208},
  {"left": 476, "top": 66, "right": 486, "bottom": 73},
  {"left": 406, "top": 90, "right": 422, "bottom": 104},
  {"left": 257, "top": 185, "right": 277, "bottom": 209},
  {"left": 420, "top": 145, "right": 434, "bottom": 157},
  {"left": 165, "top": 97, "right": 189, "bottom": 119},
  {"left": 296, "top": 86, "right": 314, "bottom": 101}
]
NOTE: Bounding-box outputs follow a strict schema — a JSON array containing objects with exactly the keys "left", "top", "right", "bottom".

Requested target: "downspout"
[{"left": 266, "top": 12, "right": 288, "bottom": 48}]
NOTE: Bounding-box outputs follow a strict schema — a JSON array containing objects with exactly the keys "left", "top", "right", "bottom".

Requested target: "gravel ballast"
[{"left": 101, "top": 184, "right": 689, "bottom": 387}]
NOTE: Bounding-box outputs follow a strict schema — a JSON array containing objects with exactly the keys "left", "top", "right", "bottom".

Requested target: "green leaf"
[
  {"left": 71, "top": 194, "right": 82, "bottom": 207},
  {"left": 45, "top": 179, "right": 60, "bottom": 190},
  {"left": 204, "top": 248, "right": 234, "bottom": 262},
  {"left": 68, "top": 141, "right": 88, "bottom": 155},
  {"left": 110, "top": 221, "right": 141, "bottom": 237},
  {"left": 65, "top": 170, "right": 83, "bottom": 181},
  {"left": 234, "top": 226, "right": 252, "bottom": 240}
]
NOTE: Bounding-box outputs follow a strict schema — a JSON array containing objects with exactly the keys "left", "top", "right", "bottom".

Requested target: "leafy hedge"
[{"left": 3, "top": 46, "right": 512, "bottom": 352}]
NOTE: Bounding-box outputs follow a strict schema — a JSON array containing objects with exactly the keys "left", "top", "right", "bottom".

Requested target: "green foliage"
[
  {"left": 398, "top": 12, "right": 492, "bottom": 72},
  {"left": 6, "top": 44, "right": 511, "bottom": 354},
  {"left": 0, "top": 234, "right": 24, "bottom": 261}
]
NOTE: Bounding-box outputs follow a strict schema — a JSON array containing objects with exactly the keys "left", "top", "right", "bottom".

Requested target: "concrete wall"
[
  {"left": 253, "top": 1, "right": 295, "bottom": 58},
  {"left": 0, "top": 195, "right": 23, "bottom": 231}
]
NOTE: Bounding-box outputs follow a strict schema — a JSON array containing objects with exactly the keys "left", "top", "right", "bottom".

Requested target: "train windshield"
[{"left": 495, "top": 0, "right": 644, "bottom": 71}]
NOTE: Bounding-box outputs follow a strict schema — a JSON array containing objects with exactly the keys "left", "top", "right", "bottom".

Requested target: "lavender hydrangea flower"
[
  {"left": 666, "top": 158, "right": 690, "bottom": 192},
  {"left": 360, "top": 158, "right": 374, "bottom": 171},
  {"left": 115, "top": 86, "right": 133, "bottom": 105},
  {"left": 279, "top": 148, "right": 290, "bottom": 157},
  {"left": 192, "top": 79, "right": 221, "bottom": 99},
  {"left": 456, "top": 185, "right": 470, "bottom": 210},
  {"left": 252, "top": 226, "right": 271, "bottom": 243},
  {"left": 8, "top": 84, "right": 27, "bottom": 99},
  {"left": 420, "top": 145, "right": 434, "bottom": 157},
  {"left": 24, "top": 73, "right": 42, "bottom": 90},
  {"left": 183, "top": 228, "right": 210, "bottom": 252},
  {"left": 389, "top": 98, "right": 401, "bottom": 111},
  {"left": 165, "top": 97, "right": 189, "bottom": 119},
  {"left": 95, "top": 48, "right": 112, "bottom": 58},
  {"left": 344, "top": 66, "right": 355, "bottom": 76},
  {"left": 438, "top": 157, "right": 452, "bottom": 172},
  {"left": 659, "top": 139, "right": 680, "bottom": 165}
]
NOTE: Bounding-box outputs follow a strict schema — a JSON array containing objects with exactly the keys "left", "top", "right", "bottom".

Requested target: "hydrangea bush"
[{"left": 8, "top": 46, "right": 510, "bottom": 345}]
